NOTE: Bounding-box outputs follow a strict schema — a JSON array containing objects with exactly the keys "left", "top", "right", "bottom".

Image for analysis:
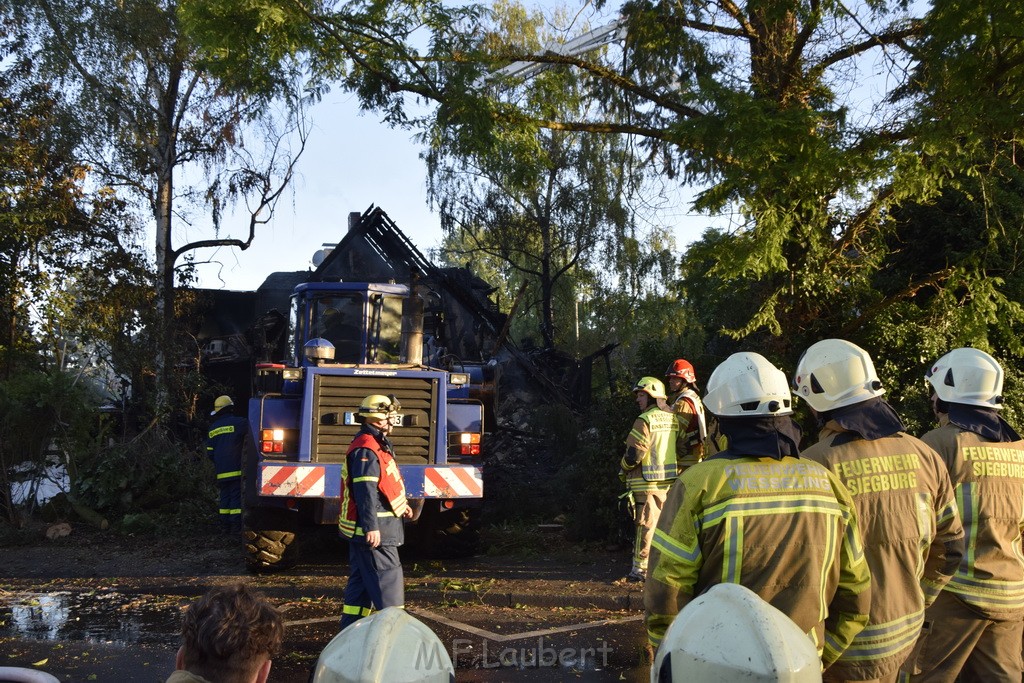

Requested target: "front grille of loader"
[{"left": 311, "top": 374, "right": 437, "bottom": 465}]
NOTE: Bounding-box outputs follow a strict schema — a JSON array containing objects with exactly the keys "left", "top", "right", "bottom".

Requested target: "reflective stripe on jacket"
[
  {"left": 339, "top": 426, "right": 410, "bottom": 545},
  {"left": 923, "top": 421, "right": 1024, "bottom": 620},
  {"left": 622, "top": 406, "right": 679, "bottom": 490},
  {"left": 671, "top": 389, "right": 707, "bottom": 468},
  {"left": 643, "top": 454, "right": 872, "bottom": 665},
  {"left": 803, "top": 425, "right": 964, "bottom": 680},
  {"left": 206, "top": 415, "right": 247, "bottom": 480}
]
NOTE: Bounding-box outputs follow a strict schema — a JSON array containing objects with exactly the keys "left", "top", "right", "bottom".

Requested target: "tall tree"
[
  {"left": 428, "top": 5, "right": 659, "bottom": 356},
  {"left": 7, "top": 0, "right": 308, "bottom": 403},
  {"left": 0, "top": 25, "right": 146, "bottom": 379}
]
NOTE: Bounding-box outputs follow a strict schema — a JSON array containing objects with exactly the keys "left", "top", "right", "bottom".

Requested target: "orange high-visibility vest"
[{"left": 339, "top": 432, "right": 410, "bottom": 538}]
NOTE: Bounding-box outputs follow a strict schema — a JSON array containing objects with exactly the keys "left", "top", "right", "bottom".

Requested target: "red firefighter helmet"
[{"left": 665, "top": 359, "right": 697, "bottom": 384}]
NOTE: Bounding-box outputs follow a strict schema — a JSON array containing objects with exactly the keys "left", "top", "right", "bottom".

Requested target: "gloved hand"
[{"left": 619, "top": 489, "right": 636, "bottom": 520}]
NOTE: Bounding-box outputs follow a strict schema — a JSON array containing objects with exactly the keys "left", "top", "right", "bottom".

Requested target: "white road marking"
[
  {"left": 409, "top": 607, "right": 643, "bottom": 643},
  {"left": 283, "top": 608, "right": 643, "bottom": 643}
]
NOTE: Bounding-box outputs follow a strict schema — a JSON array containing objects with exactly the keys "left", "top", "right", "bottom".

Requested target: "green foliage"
[
  {"left": 0, "top": 33, "right": 142, "bottom": 376},
  {"left": 177, "top": 0, "right": 1024, "bottom": 372},
  {"left": 0, "top": 369, "right": 99, "bottom": 523},
  {"left": 557, "top": 391, "right": 637, "bottom": 543},
  {"left": 71, "top": 429, "right": 214, "bottom": 531}
]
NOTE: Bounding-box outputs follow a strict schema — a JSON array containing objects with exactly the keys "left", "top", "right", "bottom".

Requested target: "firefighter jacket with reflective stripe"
[
  {"left": 622, "top": 406, "right": 679, "bottom": 492},
  {"left": 803, "top": 424, "right": 964, "bottom": 680},
  {"left": 670, "top": 389, "right": 707, "bottom": 468},
  {"left": 339, "top": 425, "right": 410, "bottom": 545},
  {"left": 922, "top": 419, "right": 1024, "bottom": 620},
  {"left": 206, "top": 414, "right": 247, "bottom": 481},
  {"left": 644, "top": 454, "right": 872, "bottom": 666}
]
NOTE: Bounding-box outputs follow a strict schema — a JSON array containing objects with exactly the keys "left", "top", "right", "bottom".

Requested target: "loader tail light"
[
  {"left": 261, "top": 428, "right": 286, "bottom": 454},
  {"left": 449, "top": 432, "right": 481, "bottom": 456}
]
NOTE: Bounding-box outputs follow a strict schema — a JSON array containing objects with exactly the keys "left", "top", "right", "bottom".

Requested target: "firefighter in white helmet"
[
  {"left": 794, "top": 339, "right": 964, "bottom": 682},
  {"left": 312, "top": 607, "right": 454, "bottom": 683},
  {"left": 620, "top": 376, "right": 679, "bottom": 583},
  {"left": 901, "top": 348, "right": 1024, "bottom": 683},
  {"left": 645, "top": 351, "right": 871, "bottom": 666},
  {"left": 339, "top": 394, "right": 414, "bottom": 629},
  {"left": 652, "top": 582, "right": 822, "bottom": 682},
  {"left": 664, "top": 359, "right": 708, "bottom": 471}
]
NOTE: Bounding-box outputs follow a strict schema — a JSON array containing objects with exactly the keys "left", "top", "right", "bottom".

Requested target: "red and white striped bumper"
[
  {"left": 422, "top": 466, "right": 484, "bottom": 498},
  {"left": 260, "top": 465, "right": 327, "bottom": 497}
]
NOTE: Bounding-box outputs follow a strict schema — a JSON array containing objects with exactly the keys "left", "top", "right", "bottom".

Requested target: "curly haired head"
[{"left": 178, "top": 584, "right": 284, "bottom": 683}]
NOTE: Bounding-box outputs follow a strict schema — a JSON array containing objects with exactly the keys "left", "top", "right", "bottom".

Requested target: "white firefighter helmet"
[
  {"left": 651, "top": 583, "right": 822, "bottom": 683},
  {"left": 703, "top": 352, "right": 793, "bottom": 417},
  {"left": 793, "top": 339, "right": 884, "bottom": 413},
  {"left": 926, "top": 347, "right": 1004, "bottom": 409},
  {"left": 633, "top": 376, "right": 668, "bottom": 400},
  {"left": 312, "top": 607, "right": 454, "bottom": 683},
  {"left": 357, "top": 394, "right": 401, "bottom": 422}
]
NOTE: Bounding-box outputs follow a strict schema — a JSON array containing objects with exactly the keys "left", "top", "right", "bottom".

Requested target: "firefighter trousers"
[
  {"left": 340, "top": 541, "right": 404, "bottom": 629},
  {"left": 632, "top": 487, "right": 669, "bottom": 573},
  {"left": 216, "top": 479, "right": 242, "bottom": 533},
  {"left": 899, "top": 590, "right": 1024, "bottom": 683}
]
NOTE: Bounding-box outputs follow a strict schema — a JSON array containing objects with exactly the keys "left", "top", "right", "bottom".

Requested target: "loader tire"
[
  {"left": 412, "top": 506, "right": 481, "bottom": 559},
  {"left": 244, "top": 510, "right": 298, "bottom": 573}
]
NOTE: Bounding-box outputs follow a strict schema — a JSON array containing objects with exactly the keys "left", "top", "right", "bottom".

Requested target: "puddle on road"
[{"left": 0, "top": 590, "right": 184, "bottom": 646}]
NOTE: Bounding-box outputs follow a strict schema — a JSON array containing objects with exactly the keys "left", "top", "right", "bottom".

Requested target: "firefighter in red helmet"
[{"left": 664, "top": 359, "right": 707, "bottom": 471}]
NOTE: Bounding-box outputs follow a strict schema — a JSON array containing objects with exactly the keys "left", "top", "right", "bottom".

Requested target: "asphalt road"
[{"left": 0, "top": 558, "right": 650, "bottom": 682}]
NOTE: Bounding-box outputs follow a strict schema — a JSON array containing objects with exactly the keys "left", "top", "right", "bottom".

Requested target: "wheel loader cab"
[{"left": 288, "top": 283, "right": 408, "bottom": 366}]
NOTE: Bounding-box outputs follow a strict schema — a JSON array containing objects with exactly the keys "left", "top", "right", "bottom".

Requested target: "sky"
[{"left": 191, "top": 93, "right": 446, "bottom": 292}]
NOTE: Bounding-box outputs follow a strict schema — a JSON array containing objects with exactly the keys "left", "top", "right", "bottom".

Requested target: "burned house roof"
[
  {"left": 313, "top": 206, "right": 505, "bottom": 339},
  {"left": 312, "top": 205, "right": 435, "bottom": 284}
]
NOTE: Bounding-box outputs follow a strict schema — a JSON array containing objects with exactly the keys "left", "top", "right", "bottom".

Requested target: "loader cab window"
[
  {"left": 288, "top": 296, "right": 304, "bottom": 366},
  {"left": 311, "top": 293, "right": 364, "bottom": 363},
  {"left": 368, "top": 294, "right": 403, "bottom": 363}
]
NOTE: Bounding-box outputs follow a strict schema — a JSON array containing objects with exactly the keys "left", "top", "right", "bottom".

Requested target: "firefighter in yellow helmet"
[
  {"left": 206, "top": 395, "right": 247, "bottom": 533},
  {"left": 795, "top": 339, "right": 964, "bottom": 682},
  {"left": 645, "top": 352, "right": 872, "bottom": 665},
  {"left": 664, "top": 359, "right": 708, "bottom": 471},
  {"left": 620, "top": 376, "right": 679, "bottom": 583},
  {"left": 339, "top": 394, "right": 414, "bottom": 629},
  {"left": 901, "top": 348, "right": 1024, "bottom": 683}
]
